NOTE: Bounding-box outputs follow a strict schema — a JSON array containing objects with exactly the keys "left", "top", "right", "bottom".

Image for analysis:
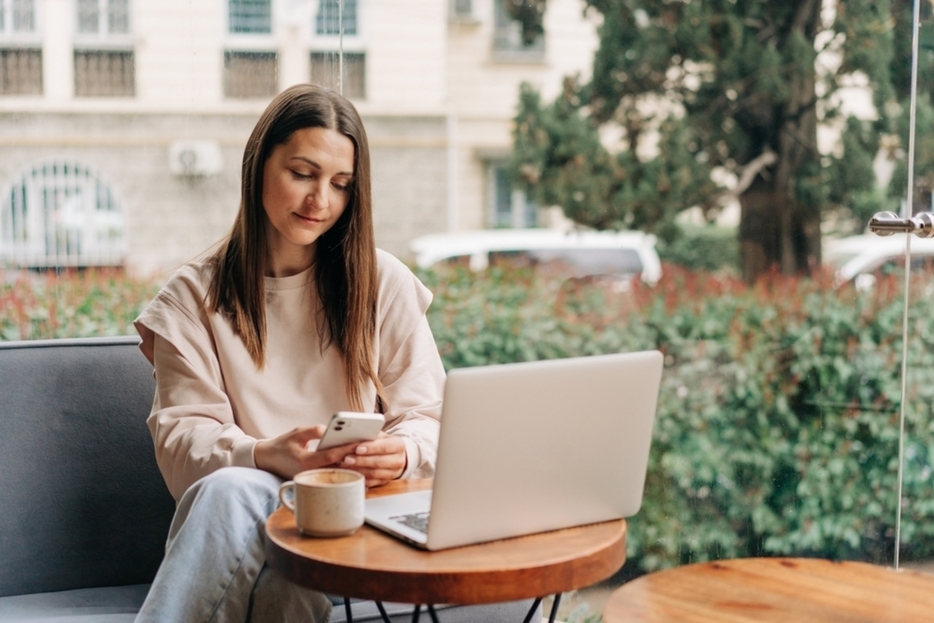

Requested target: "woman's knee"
[{"left": 183, "top": 467, "right": 283, "bottom": 515}]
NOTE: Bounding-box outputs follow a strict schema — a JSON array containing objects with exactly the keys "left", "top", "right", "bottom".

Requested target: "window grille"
[
  {"left": 228, "top": 0, "right": 271, "bottom": 34},
  {"left": 316, "top": 0, "right": 357, "bottom": 36},
  {"left": 0, "top": 160, "right": 126, "bottom": 268},
  {"left": 310, "top": 51, "right": 365, "bottom": 99},
  {"left": 74, "top": 50, "right": 134, "bottom": 97},
  {"left": 0, "top": 48, "right": 41, "bottom": 94},
  {"left": 224, "top": 50, "right": 277, "bottom": 99}
]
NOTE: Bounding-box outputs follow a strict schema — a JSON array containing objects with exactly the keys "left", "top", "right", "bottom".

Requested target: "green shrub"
[
  {"left": 0, "top": 269, "right": 161, "bottom": 340},
  {"left": 5, "top": 262, "right": 932, "bottom": 574},
  {"left": 421, "top": 263, "right": 934, "bottom": 572},
  {"left": 656, "top": 224, "right": 740, "bottom": 273}
]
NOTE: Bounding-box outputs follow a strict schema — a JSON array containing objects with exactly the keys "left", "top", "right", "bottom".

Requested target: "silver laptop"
[{"left": 364, "top": 350, "right": 663, "bottom": 550}]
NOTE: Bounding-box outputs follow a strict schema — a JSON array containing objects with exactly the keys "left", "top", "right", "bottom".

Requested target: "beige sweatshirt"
[{"left": 134, "top": 249, "right": 445, "bottom": 501}]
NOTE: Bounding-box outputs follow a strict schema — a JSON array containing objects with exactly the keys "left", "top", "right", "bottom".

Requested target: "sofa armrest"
[{"left": 0, "top": 337, "right": 175, "bottom": 597}]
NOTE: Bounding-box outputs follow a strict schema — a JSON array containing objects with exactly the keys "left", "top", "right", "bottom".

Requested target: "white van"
[
  {"left": 409, "top": 229, "right": 662, "bottom": 286},
  {"left": 825, "top": 234, "right": 934, "bottom": 289}
]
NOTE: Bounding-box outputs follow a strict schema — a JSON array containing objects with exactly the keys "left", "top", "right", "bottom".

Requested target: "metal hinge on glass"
[{"left": 868, "top": 211, "right": 934, "bottom": 238}]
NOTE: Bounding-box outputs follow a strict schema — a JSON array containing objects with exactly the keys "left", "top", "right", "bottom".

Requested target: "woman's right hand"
[{"left": 253, "top": 425, "right": 359, "bottom": 480}]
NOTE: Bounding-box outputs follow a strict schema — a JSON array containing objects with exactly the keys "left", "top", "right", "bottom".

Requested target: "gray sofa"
[{"left": 0, "top": 337, "right": 536, "bottom": 622}]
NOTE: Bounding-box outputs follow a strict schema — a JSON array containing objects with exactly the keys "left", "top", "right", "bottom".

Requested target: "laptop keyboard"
[{"left": 391, "top": 511, "right": 430, "bottom": 534}]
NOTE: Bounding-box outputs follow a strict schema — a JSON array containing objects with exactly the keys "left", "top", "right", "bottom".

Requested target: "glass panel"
[
  {"left": 12, "top": 0, "right": 35, "bottom": 32},
  {"left": 107, "top": 0, "right": 129, "bottom": 34},
  {"left": 76, "top": 0, "right": 99, "bottom": 34},
  {"left": 316, "top": 0, "right": 357, "bottom": 36},
  {"left": 228, "top": 0, "right": 271, "bottom": 34}
]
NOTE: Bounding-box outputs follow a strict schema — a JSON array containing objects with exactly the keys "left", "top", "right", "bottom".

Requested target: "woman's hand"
[
  {"left": 254, "top": 427, "right": 407, "bottom": 487},
  {"left": 340, "top": 432, "right": 407, "bottom": 488},
  {"left": 254, "top": 425, "right": 356, "bottom": 480}
]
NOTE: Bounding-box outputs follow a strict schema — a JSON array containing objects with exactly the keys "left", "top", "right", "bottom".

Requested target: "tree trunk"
[
  {"left": 738, "top": 0, "right": 822, "bottom": 283},
  {"left": 738, "top": 178, "right": 820, "bottom": 283}
]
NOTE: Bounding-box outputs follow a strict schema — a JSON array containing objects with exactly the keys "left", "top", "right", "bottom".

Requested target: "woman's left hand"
[{"left": 339, "top": 432, "right": 407, "bottom": 487}]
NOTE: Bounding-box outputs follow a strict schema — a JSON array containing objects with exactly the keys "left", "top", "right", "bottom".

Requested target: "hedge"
[
  {"left": 3, "top": 263, "right": 933, "bottom": 573},
  {"left": 420, "top": 263, "right": 934, "bottom": 572}
]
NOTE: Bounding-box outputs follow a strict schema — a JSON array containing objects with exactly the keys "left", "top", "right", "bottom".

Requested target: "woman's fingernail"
[
  {"left": 357, "top": 446, "right": 368, "bottom": 455},
  {"left": 343, "top": 456, "right": 356, "bottom": 466}
]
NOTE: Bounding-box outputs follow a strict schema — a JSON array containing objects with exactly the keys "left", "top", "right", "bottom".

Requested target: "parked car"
[
  {"left": 825, "top": 234, "right": 934, "bottom": 290},
  {"left": 409, "top": 228, "right": 662, "bottom": 286}
]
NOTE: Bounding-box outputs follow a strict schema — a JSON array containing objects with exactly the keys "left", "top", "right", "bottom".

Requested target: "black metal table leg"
[
  {"left": 547, "top": 593, "right": 562, "bottom": 623},
  {"left": 375, "top": 601, "right": 393, "bottom": 623},
  {"left": 521, "top": 597, "right": 543, "bottom": 623},
  {"left": 346, "top": 594, "right": 559, "bottom": 622}
]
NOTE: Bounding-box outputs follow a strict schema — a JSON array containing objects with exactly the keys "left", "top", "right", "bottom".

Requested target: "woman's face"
[{"left": 261, "top": 126, "right": 355, "bottom": 277}]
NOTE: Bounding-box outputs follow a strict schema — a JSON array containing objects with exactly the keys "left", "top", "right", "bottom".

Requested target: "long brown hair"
[{"left": 207, "top": 84, "right": 382, "bottom": 411}]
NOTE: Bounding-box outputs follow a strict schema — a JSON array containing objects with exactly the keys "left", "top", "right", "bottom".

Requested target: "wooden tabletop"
[
  {"left": 603, "top": 557, "right": 934, "bottom": 622},
  {"left": 265, "top": 478, "right": 627, "bottom": 604}
]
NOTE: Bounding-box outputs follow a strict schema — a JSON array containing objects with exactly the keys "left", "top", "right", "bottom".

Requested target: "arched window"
[{"left": 0, "top": 160, "right": 125, "bottom": 267}]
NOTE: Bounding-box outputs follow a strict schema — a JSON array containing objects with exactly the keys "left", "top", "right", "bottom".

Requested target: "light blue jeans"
[
  {"left": 135, "top": 467, "right": 541, "bottom": 623},
  {"left": 134, "top": 467, "right": 332, "bottom": 623}
]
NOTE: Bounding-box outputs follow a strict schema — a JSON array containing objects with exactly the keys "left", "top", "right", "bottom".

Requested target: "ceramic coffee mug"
[{"left": 278, "top": 468, "right": 365, "bottom": 537}]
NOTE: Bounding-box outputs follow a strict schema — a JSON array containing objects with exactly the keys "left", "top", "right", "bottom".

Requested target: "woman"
[{"left": 133, "top": 84, "right": 446, "bottom": 622}]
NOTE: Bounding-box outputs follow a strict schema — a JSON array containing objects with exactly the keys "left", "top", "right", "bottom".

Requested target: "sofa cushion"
[
  {"left": 0, "top": 584, "right": 149, "bottom": 623},
  {"left": 0, "top": 338, "right": 175, "bottom": 598}
]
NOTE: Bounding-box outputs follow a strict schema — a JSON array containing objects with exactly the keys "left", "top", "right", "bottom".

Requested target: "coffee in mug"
[{"left": 278, "top": 468, "right": 365, "bottom": 537}]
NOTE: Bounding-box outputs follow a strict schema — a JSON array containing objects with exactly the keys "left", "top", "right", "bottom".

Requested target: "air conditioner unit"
[
  {"left": 168, "top": 140, "right": 223, "bottom": 177},
  {"left": 449, "top": 0, "right": 477, "bottom": 21}
]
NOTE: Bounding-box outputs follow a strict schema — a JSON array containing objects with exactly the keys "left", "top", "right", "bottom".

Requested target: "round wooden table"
[
  {"left": 603, "top": 557, "right": 934, "bottom": 622},
  {"left": 265, "top": 479, "right": 626, "bottom": 621}
]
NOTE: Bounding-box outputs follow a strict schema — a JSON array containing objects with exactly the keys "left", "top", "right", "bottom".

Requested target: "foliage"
[
  {"left": 655, "top": 224, "right": 739, "bottom": 273},
  {"left": 421, "top": 262, "right": 934, "bottom": 573},
  {"left": 5, "top": 264, "right": 934, "bottom": 576},
  {"left": 510, "top": 0, "right": 909, "bottom": 281},
  {"left": 0, "top": 269, "right": 161, "bottom": 340}
]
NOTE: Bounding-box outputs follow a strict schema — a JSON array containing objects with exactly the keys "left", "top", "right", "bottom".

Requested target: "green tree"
[{"left": 510, "top": 0, "right": 902, "bottom": 281}]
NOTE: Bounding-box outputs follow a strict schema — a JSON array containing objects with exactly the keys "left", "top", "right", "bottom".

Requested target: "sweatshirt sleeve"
[
  {"left": 135, "top": 273, "right": 257, "bottom": 501},
  {"left": 375, "top": 251, "right": 446, "bottom": 479}
]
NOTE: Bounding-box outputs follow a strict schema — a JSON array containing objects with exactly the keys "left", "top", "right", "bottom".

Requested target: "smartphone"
[{"left": 316, "top": 411, "right": 385, "bottom": 451}]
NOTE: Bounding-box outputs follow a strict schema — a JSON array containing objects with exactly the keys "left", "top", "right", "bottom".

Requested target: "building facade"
[{"left": 0, "top": 0, "right": 598, "bottom": 277}]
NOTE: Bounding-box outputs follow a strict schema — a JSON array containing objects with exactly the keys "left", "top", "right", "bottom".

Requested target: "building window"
[
  {"left": 310, "top": 51, "right": 364, "bottom": 99},
  {"left": 0, "top": 0, "right": 36, "bottom": 34},
  {"left": 224, "top": 50, "right": 277, "bottom": 99},
  {"left": 74, "top": 0, "right": 134, "bottom": 97},
  {"left": 316, "top": 0, "right": 357, "bottom": 36},
  {"left": 229, "top": 0, "right": 271, "bottom": 34},
  {"left": 489, "top": 164, "right": 536, "bottom": 228},
  {"left": 0, "top": 47, "right": 40, "bottom": 95},
  {"left": 74, "top": 50, "right": 133, "bottom": 96},
  {"left": 493, "top": 0, "right": 544, "bottom": 58},
  {"left": 76, "top": 0, "right": 129, "bottom": 36},
  {"left": 0, "top": 0, "right": 41, "bottom": 95},
  {"left": 0, "top": 160, "right": 126, "bottom": 268}
]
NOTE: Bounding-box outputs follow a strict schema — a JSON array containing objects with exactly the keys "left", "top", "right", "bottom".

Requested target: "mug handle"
[{"left": 278, "top": 481, "right": 296, "bottom": 512}]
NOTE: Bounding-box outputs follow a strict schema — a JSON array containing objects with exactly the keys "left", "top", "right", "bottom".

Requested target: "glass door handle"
[{"left": 869, "top": 211, "right": 934, "bottom": 237}]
